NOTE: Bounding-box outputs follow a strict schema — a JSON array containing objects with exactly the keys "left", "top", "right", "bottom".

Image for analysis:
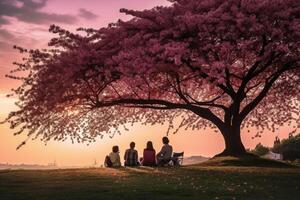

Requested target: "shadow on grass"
[{"left": 197, "top": 156, "right": 296, "bottom": 168}]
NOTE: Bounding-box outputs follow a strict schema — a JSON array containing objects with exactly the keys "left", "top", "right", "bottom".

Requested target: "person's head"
[
  {"left": 146, "top": 141, "right": 154, "bottom": 150},
  {"left": 112, "top": 145, "right": 119, "bottom": 153},
  {"left": 130, "top": 142, "right": 135, "bottom": 149},
  {"left": 162, "top": 137, "right": 169, "bottom": 145}
]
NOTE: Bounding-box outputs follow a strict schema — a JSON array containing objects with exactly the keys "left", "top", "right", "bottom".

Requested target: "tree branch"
[
  {"left": 93, "top": 97, "right": 225, "bottom": 129},
  {"left": 240, "top": 62, "right": 294, "bottom": 120},
  {"left": 183, "top": 60, "right": 236, "bottom": 98},
  {"left": 185, "top": 92, "right": 227, "bottom": 110}
]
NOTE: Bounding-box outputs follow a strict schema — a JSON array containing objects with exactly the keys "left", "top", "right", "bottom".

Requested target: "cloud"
[
  {"left": 0, "top": 29, "right": 19, "bottom": 51},
  {"left": 0, "top": 29, "right": 16, "bottom": 40},
  {"left": 0, "top": 41, "right": 13, "bottom": 51},
  {"left": 0, "top": 0, "right": 77, "bottom": 26},
  {"left": 78, "top": 8, "right": 98, "bottom": 20},
  {"left": 0, "top": 27, "right": 43, "bottom": 56},
  {"left": 0, "top": 28, "right": 31, "bottom": 50},
  {"left": 0, "top": 16, "right": 10, "bottom": 25}
]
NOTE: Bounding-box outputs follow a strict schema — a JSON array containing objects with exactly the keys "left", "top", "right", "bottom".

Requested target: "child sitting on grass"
[{"left": 105, "top": 145, "right": 121, "bottom": 167}]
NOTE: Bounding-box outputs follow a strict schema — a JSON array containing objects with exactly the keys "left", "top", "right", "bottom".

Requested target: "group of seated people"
[{"left": 105, "top": 137, "right": 174, "bottom": 167}]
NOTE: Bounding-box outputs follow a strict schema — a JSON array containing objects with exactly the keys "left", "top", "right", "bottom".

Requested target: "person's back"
[
  {"left": 157, "top": 137, "right": 173, "bottom": 166},
  {"left": 160, "top": 144, "right": 173, "bottom": 160},
  {"left": 142, "top": 141, "right": 156, "bottom": 166},
  {"left": 143, "top": 149, "right": 156, "bottom": 166},
  {"left": 124, "top": 142, "right": 139, "bottom": 166},
  {"left": 108, "top": 146, "right": 121, "bottom": 167}
]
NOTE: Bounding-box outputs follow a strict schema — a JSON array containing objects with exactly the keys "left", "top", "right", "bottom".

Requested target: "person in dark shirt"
[{"left": 124, "top": 142, "right": 139, "bottom": 166}]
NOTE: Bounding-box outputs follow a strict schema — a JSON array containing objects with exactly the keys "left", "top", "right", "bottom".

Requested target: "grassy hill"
[
  {"left": 0, "top": 162, "right": 300, "bottom": 200},
  {"left": 197, "top": 156, "right": 294, "bottom": 167}
]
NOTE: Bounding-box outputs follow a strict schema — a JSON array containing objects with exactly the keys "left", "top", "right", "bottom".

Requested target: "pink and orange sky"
[{"left": 0, "top": 0, "right": 291, "bottom": 166}]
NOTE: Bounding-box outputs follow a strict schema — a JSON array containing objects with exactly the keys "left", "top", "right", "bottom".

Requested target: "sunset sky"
[{"left": 0, "top": 0, "right": 292, "bottom": 167}]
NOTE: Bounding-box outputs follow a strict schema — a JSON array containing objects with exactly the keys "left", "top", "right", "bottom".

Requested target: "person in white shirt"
[{"left": 108, "top": 145, "right": 121, "bottom": 167}]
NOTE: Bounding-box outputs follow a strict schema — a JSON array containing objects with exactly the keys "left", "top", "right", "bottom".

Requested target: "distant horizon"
[
  {"left": 0, "top": 153, "right": 211, "bottom": 166},
  {"left": 0, "top": 154, "right": 210, "bottom": 169}
]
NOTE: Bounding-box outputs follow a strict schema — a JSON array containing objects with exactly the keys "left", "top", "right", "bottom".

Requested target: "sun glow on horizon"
[{"left": 0, "top": 92, "right": 295, "bottom": 166}]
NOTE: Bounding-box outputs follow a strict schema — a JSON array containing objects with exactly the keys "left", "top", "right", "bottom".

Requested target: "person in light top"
[
  {"left": 156, "top": 137, "right": 173, "bottom": 166},
  {"left": 108, "top": 145, "right": 121, "bottom": 167}
]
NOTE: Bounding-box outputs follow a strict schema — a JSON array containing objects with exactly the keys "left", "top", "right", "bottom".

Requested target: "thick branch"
[
  {"left": 173, "top": 73, "right": 191, "bottom": 104},
  {"left": 94, "top": 97, "right": 224, "bottom": 129},
  {"left": 225, "top": 68, "right": 235, "bottom": 95},
  {"left": 240, "top": 63, "right": 294, "bottom": 120},
  {"left": 185, "top": 92, "right": 227, "bottom": 110},
  {"left": 183, "top": 60, "right": 236, "bottom": 98}
]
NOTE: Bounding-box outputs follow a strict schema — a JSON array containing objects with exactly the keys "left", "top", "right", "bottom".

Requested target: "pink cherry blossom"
[{"left": 3, "top": 0, "right": 300, "bottom": 156}]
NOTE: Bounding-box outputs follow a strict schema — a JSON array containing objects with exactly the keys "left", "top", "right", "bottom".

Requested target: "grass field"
[{"left": 1, "top": 159, "right": 300, "bottom": 200}]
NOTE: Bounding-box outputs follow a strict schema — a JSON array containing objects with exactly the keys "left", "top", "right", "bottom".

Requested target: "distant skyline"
[{"left": 0, "top": 0, "right": 292, "bottom": 166}]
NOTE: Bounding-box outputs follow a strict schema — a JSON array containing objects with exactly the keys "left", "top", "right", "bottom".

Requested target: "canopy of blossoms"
[{"left": 3, "top": 0, "right": 300, "bottom": 154}]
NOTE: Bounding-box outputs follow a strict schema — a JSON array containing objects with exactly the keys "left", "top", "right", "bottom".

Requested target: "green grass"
[
  {"left": 198, "top": 156, "right": 294, "bottom": 167},
  {"left": 0, "top": 164, "right": 300, "bottom": 200}
]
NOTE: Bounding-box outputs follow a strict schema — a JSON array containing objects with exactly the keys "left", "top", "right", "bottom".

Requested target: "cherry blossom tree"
[{"left": 4, "top": 0, "right": 300, "bottom": 156}]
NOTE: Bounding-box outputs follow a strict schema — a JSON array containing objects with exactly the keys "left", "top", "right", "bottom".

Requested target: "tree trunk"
[{"left": 215, "top": 125, "right": 247, "bottom": 157}]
